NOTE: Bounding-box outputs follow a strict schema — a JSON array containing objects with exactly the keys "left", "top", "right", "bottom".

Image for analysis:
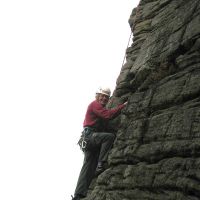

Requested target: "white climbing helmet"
[{"left": 96, "top": 87, "right": 111, "bottom": 97}]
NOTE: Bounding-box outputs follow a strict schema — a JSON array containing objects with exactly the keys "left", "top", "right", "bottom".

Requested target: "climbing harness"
[{"left": 77, "top": 127, "right": 95, "bottom": 152}]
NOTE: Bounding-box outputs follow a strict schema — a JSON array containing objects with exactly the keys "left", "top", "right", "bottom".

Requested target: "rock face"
[{"left": 85, "top": 0, "right": 200, "bottom": 199}]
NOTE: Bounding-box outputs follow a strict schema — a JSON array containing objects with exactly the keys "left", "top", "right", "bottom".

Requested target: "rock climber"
[{"left": 71, "top": 87, "right": 127, "bottom": 200}]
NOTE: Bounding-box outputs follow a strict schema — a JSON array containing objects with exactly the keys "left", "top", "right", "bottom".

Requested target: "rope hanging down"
[{"left": 121, "top": 31, "right": 133, "bottom": 67}]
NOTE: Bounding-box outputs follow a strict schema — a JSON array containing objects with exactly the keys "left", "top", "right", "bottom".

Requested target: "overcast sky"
[{"left": 0, "top": 1, "right": 140, "bottom": 200}]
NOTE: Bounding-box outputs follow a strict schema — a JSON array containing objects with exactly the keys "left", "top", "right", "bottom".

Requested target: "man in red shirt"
[{"left": 71, "top": 87, "right": 127, "bottom": 200}]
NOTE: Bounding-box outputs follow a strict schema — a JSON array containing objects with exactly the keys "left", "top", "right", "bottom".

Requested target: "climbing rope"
[{"left": 121, "top": 31, "right": 133, "bottom": 67}]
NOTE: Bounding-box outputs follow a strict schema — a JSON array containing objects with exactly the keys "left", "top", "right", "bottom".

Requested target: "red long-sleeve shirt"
[{"left": 83, "top": 100, "right": 125, "bottom": 130}]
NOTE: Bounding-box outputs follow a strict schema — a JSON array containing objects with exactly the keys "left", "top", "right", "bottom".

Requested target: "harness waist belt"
[{"left": 83, "top": 126, "right": 96, "bottom": 134}]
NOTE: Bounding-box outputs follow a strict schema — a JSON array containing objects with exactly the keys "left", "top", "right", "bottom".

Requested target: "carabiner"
[{"left": 81, "top": 140, "right": 87, "bottom": 149}]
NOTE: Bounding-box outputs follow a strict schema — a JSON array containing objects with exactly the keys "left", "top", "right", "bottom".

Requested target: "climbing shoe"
[
  {"left": 95, "top": 162, "right": 106, "bottom": 176},
  {"left": 71, "top": 194, "right": 84, "bottom": 200},
  {"left": 71, "top": 195, "right": 79, "bottom": 200}
]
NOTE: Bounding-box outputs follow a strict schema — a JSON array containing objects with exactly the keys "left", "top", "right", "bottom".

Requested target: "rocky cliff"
[{"left": 85, "top": 0, "right": 200, "bottom": 199}]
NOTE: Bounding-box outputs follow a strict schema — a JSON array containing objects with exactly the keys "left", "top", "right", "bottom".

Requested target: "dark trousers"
[{"left": 74, "top": 132, "right": 115, "bottom": 197}]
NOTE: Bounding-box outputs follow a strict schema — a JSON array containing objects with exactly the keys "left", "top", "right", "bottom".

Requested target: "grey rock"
[{"left": 85, "top": 0, "right": 200, "bottom": 199}]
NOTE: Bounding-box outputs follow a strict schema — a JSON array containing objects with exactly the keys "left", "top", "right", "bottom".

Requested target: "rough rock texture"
[{"left": 85, "top": 0, "right": 200, "bottom": 199}]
